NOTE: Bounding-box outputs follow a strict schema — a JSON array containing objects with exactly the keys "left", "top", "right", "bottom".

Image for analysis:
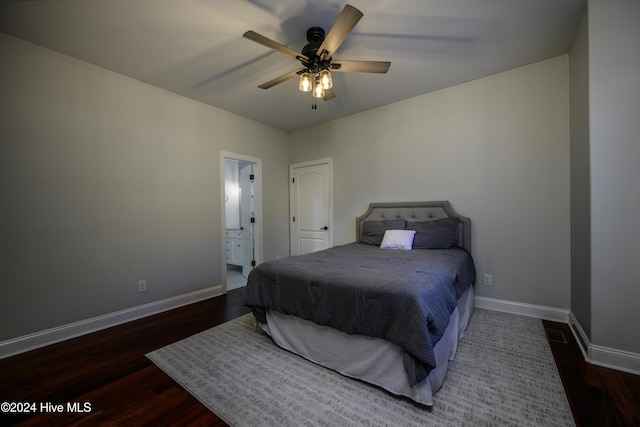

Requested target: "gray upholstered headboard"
[{"left": 355, "top": 201, "right": 471, "bottom": 252}]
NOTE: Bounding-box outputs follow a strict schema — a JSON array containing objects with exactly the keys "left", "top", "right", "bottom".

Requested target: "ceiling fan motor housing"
[{"left": 301, "top": 27, "right": 332, "bottom": 72}]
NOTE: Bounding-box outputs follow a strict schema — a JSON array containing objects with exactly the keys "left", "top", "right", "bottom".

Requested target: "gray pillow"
[
  {"left": 407, "top": 217, "right": 460, "bottom": 249},
  {"left": 360, "top": 219, "right": 406, "bottom": 246}
]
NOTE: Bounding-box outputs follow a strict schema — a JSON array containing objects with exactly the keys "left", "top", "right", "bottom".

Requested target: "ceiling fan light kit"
[
  {"left": 313, "top": 77, "right": 325, "bottom": 99},
  {"left": 299, "top": 72, "right": 312, "bottom": 92},
  {"left": 319, "top": 69, "right": 332, "bottom": 89},
  {"left": 243, "top": 4, "right": 390, "bottom": 106}
]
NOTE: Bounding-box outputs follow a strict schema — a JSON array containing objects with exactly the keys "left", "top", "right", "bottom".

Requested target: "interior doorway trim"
[{"left": 220, "top": 151, "right": 263, "bottom": 292}]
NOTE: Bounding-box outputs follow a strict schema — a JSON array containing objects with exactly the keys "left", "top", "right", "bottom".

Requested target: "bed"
[{"left": 243, "top": 201, "right": 476, "bottom": 406}]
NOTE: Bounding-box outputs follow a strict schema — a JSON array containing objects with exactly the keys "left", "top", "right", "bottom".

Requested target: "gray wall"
[
  {"left": 569, "top": 9, "right": 591, "bottom": 338},
  {"left": 588, "top": 0, "right": 640, "bottom": 355},
  {"left": 0, "top": 34, "right": 291, "bottom": 341},
  {"left": 290, "top": 56, "right": 571, "bottom": 310}
]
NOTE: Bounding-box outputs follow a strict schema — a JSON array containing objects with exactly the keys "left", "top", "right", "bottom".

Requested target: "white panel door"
[{"left": 290, "top": 160, "right": 332, "bottom": 255}]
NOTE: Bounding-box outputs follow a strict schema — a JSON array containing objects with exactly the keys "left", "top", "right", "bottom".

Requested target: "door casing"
[{"left": 220, "top": 151, "right": 262, "bottom": 291}]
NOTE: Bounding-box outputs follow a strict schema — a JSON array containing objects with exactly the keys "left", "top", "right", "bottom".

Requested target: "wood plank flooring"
[
  {"left": 1, "top": 289, "right": 638, "bottom": 426},
  {"left": 0, "top": 289, "right": 250, "bottom": 426},
  {"left": 542, "top": 320, "right": 640, "bottom": 427}
]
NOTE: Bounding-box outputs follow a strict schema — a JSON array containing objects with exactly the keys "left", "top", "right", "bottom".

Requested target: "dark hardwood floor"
[
  {"left": 1, "top": 289, "right": 638, "bottom": 426},
  {"left": 0, "top": 289, "right": 251, "bottom": 426},
  {"left": 542, "top": 320, "right": 640, "bottom": 427}
]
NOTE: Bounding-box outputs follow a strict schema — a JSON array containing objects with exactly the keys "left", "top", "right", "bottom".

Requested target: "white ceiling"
[{"left": 0, "top": 0, "right": 585, "bottom": 132}]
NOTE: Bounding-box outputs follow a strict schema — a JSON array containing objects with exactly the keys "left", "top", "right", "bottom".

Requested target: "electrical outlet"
[
  {"left": 483, "top": 274, "right": 492, "bottom": 286},
  {"left": 137, "top": 280, "right": 147, "bottom": 292}
]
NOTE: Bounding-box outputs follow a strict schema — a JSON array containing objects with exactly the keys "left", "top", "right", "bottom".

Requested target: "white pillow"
[{"left": 380, "top": 229, "right": 416, "bottom": 250}]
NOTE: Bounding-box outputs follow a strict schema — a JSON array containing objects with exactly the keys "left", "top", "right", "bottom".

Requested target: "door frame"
[
  {"left": 220, "top": 151, "right": 262, "bottom": 292},
  {"left": 289, "top": 158, "right": 333, "bottom": 255}
]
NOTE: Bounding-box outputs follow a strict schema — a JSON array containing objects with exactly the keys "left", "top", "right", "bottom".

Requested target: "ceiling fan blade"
[
  {"left": 257, "top": 68, "right": 305, "bottom": 89},
  {"left": 244, "top": 30, "right": 309, "bottom": 62},
  {"left": 317, "top": 4, "right": 363, "bottom": 60},
  {"left": 330, "top": 60, "right": 391, "bottom": 73},
  {"left": 323, "top": 88, "right": 336, "bottom": 101}
]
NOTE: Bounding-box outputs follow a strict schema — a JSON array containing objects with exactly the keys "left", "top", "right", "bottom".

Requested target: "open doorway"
[{"left": 220, "top": 152, "right": 262, "bottom": 291}]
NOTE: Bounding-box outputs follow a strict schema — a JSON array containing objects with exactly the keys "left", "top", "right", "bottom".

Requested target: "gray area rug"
[{"left": 147, "top": 308, "right": 574, "bottom": 426}]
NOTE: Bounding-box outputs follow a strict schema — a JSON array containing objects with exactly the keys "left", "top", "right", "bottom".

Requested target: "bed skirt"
[{"left": 259, "top": 286, "right": 475, "bottom": 406}]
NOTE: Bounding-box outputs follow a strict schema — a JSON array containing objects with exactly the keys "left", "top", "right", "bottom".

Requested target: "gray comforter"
[{"left": 243, "top": 242, "right": 476, "bottom": 386}]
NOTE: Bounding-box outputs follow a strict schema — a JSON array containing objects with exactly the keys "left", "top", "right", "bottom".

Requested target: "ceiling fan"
[{"left": 243, "top": 4, "right": 390, "bottom": 105}]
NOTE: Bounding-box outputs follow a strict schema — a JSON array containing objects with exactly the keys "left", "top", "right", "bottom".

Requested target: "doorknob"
[{"left": 321, "top": 226, "right": 328, "bottom": 230}]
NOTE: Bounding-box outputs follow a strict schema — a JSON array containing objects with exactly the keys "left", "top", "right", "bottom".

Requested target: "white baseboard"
[
  {"left": 0, "top": 285, "right": 224, "bottom": 360},
  {"left": 568, "top": 312, "right": 640, "bottom": 376},
  {"left": 6, "top": 290, "right": 639, "bottom": 376},
  {"left": 474, "top": 296, "right": 640, "bottom": 376},
  {"left": 474, "top": 295, "right": 570, "bottom": 323}
]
